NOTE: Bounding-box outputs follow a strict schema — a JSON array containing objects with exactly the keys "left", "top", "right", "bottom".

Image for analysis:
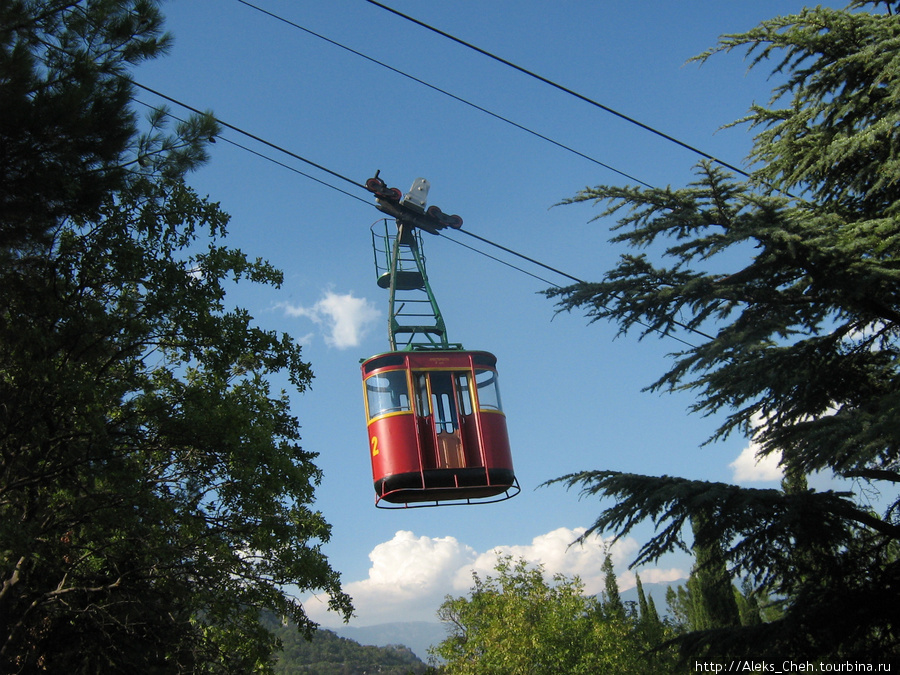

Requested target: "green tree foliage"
[
  {"left": 666, "top": 575, "right": 776, "bottom": 636},
  {"left": 689, "top": 509, "right": 742, "bottom": 630},
  {"left": 0, "top": 1, "right": 351, "bottom": 671},
  {"left": 634, "top": 573, "right": 665, "bottom": 646},
  {"left": 600, "top": 552, "right": 626, "bottom": 620},
  {"left": 546, "top": 0, "right": 900, "bottom": 663},
  {"left": 431, "top": 556, "right": 680, "bottom": 674}
]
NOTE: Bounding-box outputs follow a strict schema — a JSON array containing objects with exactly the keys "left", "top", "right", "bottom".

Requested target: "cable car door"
[{"left": 414, "top": 371, "right": 471, "bottom": 470}]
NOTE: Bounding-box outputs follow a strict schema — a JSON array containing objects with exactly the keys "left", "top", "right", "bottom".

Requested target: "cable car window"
[
  {"left": 455, "top": 373, "right": 473, "bottom": 416},
  {"left": 432, "top": 392, "right": 455, "bottom": 433},
  {"left": 366, "top": 371, "right": 410, "bottom": 419},
  {"left": 428, "top": 372, "right": 458, "bottom": 433},
  {"left": 475, "top": 369, "right": 503, "bottom": 412}
]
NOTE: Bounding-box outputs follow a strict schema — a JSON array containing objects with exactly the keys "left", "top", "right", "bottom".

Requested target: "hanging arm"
[{"left": 365, "top": 173, "right": 463, "bottom": 234}]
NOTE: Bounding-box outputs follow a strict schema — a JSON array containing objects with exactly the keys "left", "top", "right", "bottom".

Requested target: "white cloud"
[
  {"left": 729, "top": 412, "right": 784, "bottom": 483},
  {"left": 366, "top": 530, "right": 476, "bottom": 592},
  {"left": 301, "top": 528, "right": 687, "bottom": 628},
  {"left": 304, "top": 530, "right": 476, "bottom": 627},
  {"left": 281, "top": 290, "right": 380, "bottom": 349},
  {"left": 731, "top": 441, "right": 783, "bottom": 483},
  {"left": 461, "top": 527, "right": 637, "bottom": 595}
]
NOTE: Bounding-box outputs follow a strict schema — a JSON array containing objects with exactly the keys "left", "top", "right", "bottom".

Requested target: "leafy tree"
[
  {"left": 547, "top": 0, "right": 900, "bottom": 663},
  {"left": 431, "top": 556, "right": 678, "bottom": 674},
  {"left": 0, "top": 1, "right": 351, "bottom": 671}
]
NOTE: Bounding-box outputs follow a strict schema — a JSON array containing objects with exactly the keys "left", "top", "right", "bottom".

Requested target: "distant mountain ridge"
[
  {"left": 334, "top": 621, "right": 447, "bottom": 663},
  {"left": 269, "top": 621, "right": 429, "bottom": 674}
]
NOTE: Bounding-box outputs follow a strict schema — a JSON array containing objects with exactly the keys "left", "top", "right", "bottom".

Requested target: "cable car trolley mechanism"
[{"left": 361, "top": 174, "right": 519, "bottom": 508}]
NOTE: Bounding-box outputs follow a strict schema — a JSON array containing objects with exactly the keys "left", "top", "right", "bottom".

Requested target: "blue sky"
[{"left": 136, "top": 0, "right": 839, "bottom": 627}]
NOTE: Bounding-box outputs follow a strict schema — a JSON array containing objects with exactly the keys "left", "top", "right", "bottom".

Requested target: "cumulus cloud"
[
  {"left": 730, "top": 413, "right": 784, "bottom": 483},
  {"left": 282, "top": 290, "right": 380, "bottom": 349},
  {"left": 302, "top": 528, "right": 687, "bottom": 628},
  {"left": 304, "top": 531, "right": 476, "bottom": 627},
  {"left": 365, "top": 530, "right": 476, "bottom": 593},
  {"left": 461, "top": 527, "right": 637, "bottom": 595},
  {"left": 731, "top": 441, "right": 783, "bottom": 483}
]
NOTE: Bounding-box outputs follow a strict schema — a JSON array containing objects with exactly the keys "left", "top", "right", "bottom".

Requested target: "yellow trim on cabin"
[
  {"left": 367, "top": 409, "right": 415, "bottom": 426},
  {"left": 478, "top": 407, "right": 507, "bottom": 417}
]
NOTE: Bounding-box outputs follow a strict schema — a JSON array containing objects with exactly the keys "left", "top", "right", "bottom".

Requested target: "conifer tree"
[
  {"left": 646, "top": 596, "right": 661, "bottom": 627},
  {"left": 689, "top": 510, "right": 742, "bottom": 631},
  {"left": 634, "top": 573, "right": 664, "bottom": 646},
  {"left": 735, "top": 578, "right": 763, "bottom": 627},
  {"left": 601, "top": 553, "right": 626, "bottom": 621},
  {"left": 635, "top": 573, "right": 650, "bottom": 622},
  {"left": 547, "top": 0, "right": 900, "bottom": 662}
]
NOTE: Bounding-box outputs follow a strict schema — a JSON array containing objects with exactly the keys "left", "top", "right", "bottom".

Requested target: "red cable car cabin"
[{"left": 361, "top": 350, "right": 517, "bottom": 507}]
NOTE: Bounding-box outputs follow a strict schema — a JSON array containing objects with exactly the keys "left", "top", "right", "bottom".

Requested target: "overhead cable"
[
  {"left": 131, "top": 84, "right": 591, "bottom": 292},
  {"left": 453, "top": 228, "right": 713, "bottom": 344},
  {"left": 363, "top": 0, "right": 751, "bottom": 180},
  {"left": 131, "top": 81, "right": 367, "bottom": 194},
  {"left": 132, "top": 84, "right": 709, "bottom": 346},
  {"left": 234, "top": 0, "right": 653, "bottom": 188},
  {"left": 458, "top": 227, "right": 582, "bottom": 286},
  {"left": 133, "top": 98, "right": 372, "bottom": 206},
  {"left": 436, "top": 231, "right": 559, "bottom": 287}
]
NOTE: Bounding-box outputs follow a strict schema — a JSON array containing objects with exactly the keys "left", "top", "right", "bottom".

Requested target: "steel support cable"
[
  {"left": 454, "top": 228, "right": 713, "bottom": 345},
  {"left": 436, "top": 232, "right": 559, "bottom": 287},
  {"left": 53, "top": 9, "right": 712, "bottom": 348},
  {"left": 363, "top": 0, "right": 752, "bottom": 180},
  {"left": 131, "top": 81, "right": 368, "bottom": 194},
  {"left": 458, "top": 227, "right": 582, "bottom": 285},
  {"left": 231, "top": 0, "right": 796, "bottom": 202},
  {"left": 131, "top": 83, "right": 709, "bottom": 346},
  {"left": 133, "top": 98, "right": 373, "bottom": 206},
  {"left": 234, "top": 0, "right": 653, "bottom": 188},
  {"left": 133, "top": 93, "right": 566, "bottom": 287}
]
